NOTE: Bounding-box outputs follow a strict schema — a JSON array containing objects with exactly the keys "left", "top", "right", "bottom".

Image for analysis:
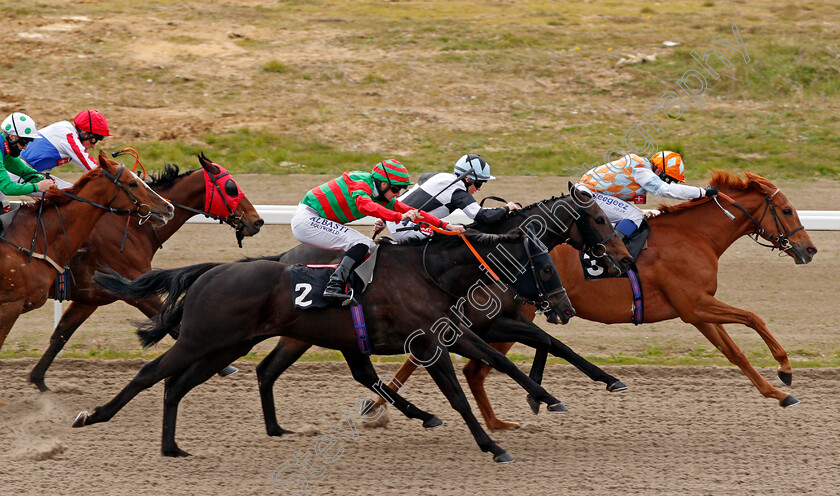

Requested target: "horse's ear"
[
  {"left": 568, "top": 181, "right": 574, "bottom": 192},
  {"left": 198, "top": 152, "right": 220, "bottom": 174},
  {"left": 98, "top": 150, "right": 117, "bottom": 172}
]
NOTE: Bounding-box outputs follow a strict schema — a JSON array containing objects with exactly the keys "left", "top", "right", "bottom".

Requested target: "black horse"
[
  {"left": 77, "top": 228, "right": 575, "bottom": 463},
  {"left": 255, "top": 189, "right": 634, "bottom": 432}
]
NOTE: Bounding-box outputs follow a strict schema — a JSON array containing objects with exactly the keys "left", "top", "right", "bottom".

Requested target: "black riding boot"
[
  {"left": 323, "top": 244, "right": 369, "bottom": 303},
  {"left": 323, "top": 256, "right": 356, "bottom": 303}
]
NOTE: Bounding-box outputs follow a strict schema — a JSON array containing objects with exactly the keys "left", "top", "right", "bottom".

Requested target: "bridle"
[
  {"left": 714, "top": 189, "right": 803, "bottom": 254},
  {"left": 164, "top": 167, "right": 251, "bottom": 247},
  {"left": 482, "top": 195, "right": 616, "bottom": 260},
  {"left": 57, "top": 165, "right": 159, "bottom": 223},
  {"left": 166, "top": 168, "right": 243, "bottom": 226},
  {"left": 419, "top": 224, "right": 565, "bottom": 315},
  {"left": 0, "top": 165, "right": 163, "bottom": 272}
]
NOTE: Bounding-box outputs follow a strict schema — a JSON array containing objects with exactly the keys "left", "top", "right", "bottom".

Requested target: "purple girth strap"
[
  {"left": 350, "top": 304, "right": 371, "bottom": 354},
  {"left": 626, "top": 269, "right": 644, "bottom": 325}
]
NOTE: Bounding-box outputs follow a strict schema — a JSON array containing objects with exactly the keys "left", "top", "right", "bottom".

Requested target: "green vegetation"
[{"left": 9, "top": 0, "right": 840, "bottom": 180}]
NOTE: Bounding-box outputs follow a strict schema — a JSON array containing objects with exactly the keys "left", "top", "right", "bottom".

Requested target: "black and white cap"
[{"left": 453, "top": 154, "right": 495, "bottom": 181}]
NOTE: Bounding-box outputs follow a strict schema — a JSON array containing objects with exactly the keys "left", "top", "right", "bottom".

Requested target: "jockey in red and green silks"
[{"left": 291, "top": 159, "right": 464, "bottom": 302}]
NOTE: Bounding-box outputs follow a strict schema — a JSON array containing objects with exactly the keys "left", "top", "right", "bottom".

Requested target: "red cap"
[{"left": 73, "top": 110, "right": 111, "bottom": 136}]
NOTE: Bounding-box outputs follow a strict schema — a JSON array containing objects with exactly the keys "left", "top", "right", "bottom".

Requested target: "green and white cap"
[{"left": 2, "top": 112, "right": 39, "bottom": 139}]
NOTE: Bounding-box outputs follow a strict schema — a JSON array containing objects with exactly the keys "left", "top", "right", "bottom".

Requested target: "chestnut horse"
[
  {"left": 27, "top": 153, "right": 264, "bottom": 392},
  {"left": 0, "top": 151, "right": 173, "bottom": 404},
  {"left": 463, "top": 170, "right": 817, "bottom": 428}
]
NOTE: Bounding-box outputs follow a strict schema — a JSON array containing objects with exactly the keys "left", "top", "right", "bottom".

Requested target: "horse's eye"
[
  {"left": 128, "top": 181, "right": 138, "bottom": 188},
  {"left": 595, "top": 217, "right": 606, "bottom": 225},
  {"left": 782, "top": 208, "right": 792, "bottom": 215},
  {"left": 540, "top": 265, "right": 554, "bottom": 280}
]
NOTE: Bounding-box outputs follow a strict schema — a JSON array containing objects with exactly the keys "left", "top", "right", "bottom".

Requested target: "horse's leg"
[
  {"left": 342, "top": 352, "right": 442, "bottom": 428},
  {"left": 692, "top": 322, "right": 798, "bottom": 407},
  {"left": 0, "top": 304, "right": 23, "bottom": 406},
  {"left": 423, "top": 351, "right": 513, "bottom": 463},
  {"left": 256, "top": 338, "right": 312, "bottom": 436},
  {"left": 447, "top": 327, "right": 566, "bottom": 413},
  {"left": 72, "top": 343, "right": 199, "bottom": 427},
  {"left": 463, "top": 342, "right": 519, "bottom": 430},
  {"left": 162, "top": 342, "right": 254, "bottom": 457},
  {"left": 365, "top": 356, "right": 420, "bottom": 414},
  {"left": 0, "top": 302, "right": 24, "bottom": 350},
  {"left": 482, "top": 316, "right": 626, "bottom": 391},
  {"left": 29, "top": 302, "right": 99, "bottom": 392},
  {"left": 688, "top": 295, "right": 794, "bottom": 385}
]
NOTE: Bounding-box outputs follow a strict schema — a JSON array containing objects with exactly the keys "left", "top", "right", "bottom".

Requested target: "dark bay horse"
[
  {"left": 78, "top": 229, "right": 575, "bottom": 463},
  {"left": 261, "top": 190, "right": 635, "bottom": 431},
  {"left": 0, "top": 151, "right": 173, "bottom": 390},
  {"left": 28, "top": 153, "right": 264, "bottom": 392},
  {"left": 466, "top": 171, "right": 818, "bottom": 429}
]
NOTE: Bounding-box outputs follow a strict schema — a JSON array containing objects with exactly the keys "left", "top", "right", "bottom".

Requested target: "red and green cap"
[{"left": 371, "top": 159, "right": 413, "bottom": 186}]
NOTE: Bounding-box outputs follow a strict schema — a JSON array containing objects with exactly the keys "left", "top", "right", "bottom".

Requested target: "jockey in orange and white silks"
[{"left": 579, "top": 151, "right": 718, "bottom": 239}]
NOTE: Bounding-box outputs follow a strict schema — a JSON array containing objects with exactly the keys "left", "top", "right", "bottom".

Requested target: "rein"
[
  {"left": 418, "top": 222, "right": 557, "bottom": 314},
  {"left": 715, "top": 190, "right": 803, "bottom": 253},
  {"left": 0, "top": 165, "right": 149, "bottom": 273},
  {"left": 58, "top": 165, "right": 157, "bottom": 222}
]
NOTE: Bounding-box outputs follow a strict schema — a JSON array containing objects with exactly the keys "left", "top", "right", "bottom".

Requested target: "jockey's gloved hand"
[{"left": 704, "top": 185, "right": 719, "bottom": 197}]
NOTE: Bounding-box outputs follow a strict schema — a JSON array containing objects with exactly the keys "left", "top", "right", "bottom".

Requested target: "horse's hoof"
[
  {"left": 358, "top": 398, "right": 377, "bottom": 416},
  {"left": 607, "top": 380, "right": 627, "bottom": 392},
  {"left": 778, "top": 371, "right": 792, "bottom": 386},
  {"left": 780, "top": 394, "right": 800, "bottom": 408},
  {"left": 218, "top": 365, "right": 239, "bottom": 377},
  {"left": 526, "top": 395, "right": 540, "bottom": 415},
  {"left": 162, "top": 447, "right": 191, "bottom": 457},
  {"left": 30, "top": 376, "right": 50, "bottom": 392},
  {"left": 423, "top": 416, "right": 444, "bottom": 429},
  {"left": 493, "top": 451, "right": 515, "bottom": 464},
  {"left": 72, "top": 411, "right": 89, "bottom": 427},
  {"left": 547, "top": 402, "right": 568, "bottom": 413},
  {"left": 267, "top": 426, "right": 295, "bottom": 437}
]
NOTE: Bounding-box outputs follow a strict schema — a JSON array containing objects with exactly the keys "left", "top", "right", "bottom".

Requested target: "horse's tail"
[{"left": 93, "top": 262, "right": 223, "bottom": 348}]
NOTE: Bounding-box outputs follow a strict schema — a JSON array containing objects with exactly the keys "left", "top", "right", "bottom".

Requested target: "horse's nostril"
[
  {"left": 564, "top": 309, "right": 574, "bottom": 316},
  {"left": 807, "top": 246, "right": 817, "bottom": 254},
  {"left": 255, "top": 219, "right": 265, "bottom": 227}
]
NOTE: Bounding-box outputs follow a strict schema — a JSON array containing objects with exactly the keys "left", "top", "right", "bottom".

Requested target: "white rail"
[
  {"left": 186, "top": 206, "right": 840, "bottom": 231},
  {"left": 50, "top": 206, "right": 840, "bottom": 326}
]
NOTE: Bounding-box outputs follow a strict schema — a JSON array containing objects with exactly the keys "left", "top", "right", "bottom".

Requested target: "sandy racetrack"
[{"left": 1, "top": 360, "right": 839, "bottom": 495}]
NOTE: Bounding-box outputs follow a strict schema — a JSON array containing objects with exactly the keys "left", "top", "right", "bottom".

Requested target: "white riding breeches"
[
  {"left": 592, "top": 192, "right": 645, "bottom": 228},
  {"left": 290, "top": 203, "right": 375, "bottom": 252}
]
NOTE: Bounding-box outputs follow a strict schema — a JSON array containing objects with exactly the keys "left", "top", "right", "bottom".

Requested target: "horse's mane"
[
  {"left": 653, "top": 170, "right": 773, "bottom": 217},
  {"left": 403, "top": 228, "right": 524, "bottom": 248},
  {"left": 469, "top": 194, "right": 570, "bottom": 228},
  {"left": 147, "top": 164, "right": 192, "bottom": 189},
  {"left": 19, "top": 168, "right": 105, "bottom": 210}
]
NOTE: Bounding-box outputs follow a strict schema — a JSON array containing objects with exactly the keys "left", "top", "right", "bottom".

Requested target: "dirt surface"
[
  {"left": 1, "top": 360, "right": 839, "bottom": 495},
  {"left": 1, "top": 175, "right": 838, "bottom": 495}
]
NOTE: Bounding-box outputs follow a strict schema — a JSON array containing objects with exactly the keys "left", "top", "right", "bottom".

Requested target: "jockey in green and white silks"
[
  {"left": 0, "top": 113, "right": 54, "bottom": 204},
  {"left": 291, "top": 159, "right": 464, "bottom": 302}
]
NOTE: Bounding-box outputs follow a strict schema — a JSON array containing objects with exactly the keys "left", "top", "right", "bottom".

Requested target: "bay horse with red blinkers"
[
  {"left": 0, "top": 151, "right": 173, "bottom": 405},
  {"left": 27, "top": 152, "right": 264, "bottom": 392},
  {"left": 464, "top": 170, "right": 818, "bottom": 429}
]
